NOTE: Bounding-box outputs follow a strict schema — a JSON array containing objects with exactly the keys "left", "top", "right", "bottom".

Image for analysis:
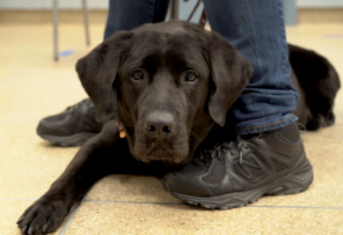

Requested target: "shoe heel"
[{"left": 268, "top": 165, "right": 314, "bottom": 196}]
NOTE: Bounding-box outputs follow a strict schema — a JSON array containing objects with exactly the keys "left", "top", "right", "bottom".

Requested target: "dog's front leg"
[{"left": 16, "top": 121, "right": 134, "bottom": 235}]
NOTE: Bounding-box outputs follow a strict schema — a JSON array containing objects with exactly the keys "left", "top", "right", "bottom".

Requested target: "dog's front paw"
[{"left": 17, "top": 196, "right": 70, "bottom": 235}]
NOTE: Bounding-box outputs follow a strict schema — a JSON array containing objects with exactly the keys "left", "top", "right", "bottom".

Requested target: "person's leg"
[
  {"left": 37, "top": 0, "right": 169, "bottom": 147},
  {"left": 204, "top": 0, "right": 298, "bottom": 135},
  {"left": 163, "top": 0, "right": 313, "bottom": 209},
  {"left": 104, "top": 0, "right": 169, "bottom": 39}
]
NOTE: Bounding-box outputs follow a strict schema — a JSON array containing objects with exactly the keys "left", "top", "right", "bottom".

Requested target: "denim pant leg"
[
  {"left": 202, "top": 0, "right": 299, "bottom": 136},
  {"left": 104, "top": 0, "right": 169, "bottom": 40}
]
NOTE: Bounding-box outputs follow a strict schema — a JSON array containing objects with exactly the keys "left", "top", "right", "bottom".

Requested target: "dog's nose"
[{"left": 145, "top": 112, "right": 175, "bottom": 137}]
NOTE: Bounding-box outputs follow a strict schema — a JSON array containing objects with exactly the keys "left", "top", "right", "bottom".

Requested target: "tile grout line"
[
  {"left": 247, "top": 205, "right": 343, "bottom": 210},
  {"left": 82, "top": 200, "right": 343, "bottom": 210},
  {"left": 58, "top": 201, "right": 82, "bottom": 235},
  {"left": 1, "top": 197, "right": 343, "bottom": 210},
  {"left": 59, "top": 191, "right": 90, "bottom": 235}
]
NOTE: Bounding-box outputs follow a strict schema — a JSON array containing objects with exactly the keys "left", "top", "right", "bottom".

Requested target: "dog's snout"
[{"left": 144, "top": 112, "right": 175, "bottom": 137}]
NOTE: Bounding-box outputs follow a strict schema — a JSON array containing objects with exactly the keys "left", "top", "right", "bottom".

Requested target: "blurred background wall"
[
  {"left": 1, "top": 0, "right": 343, "bottom": 10},
  {"left": 1, "top": 0, "right": 343, "bottom": 25}
]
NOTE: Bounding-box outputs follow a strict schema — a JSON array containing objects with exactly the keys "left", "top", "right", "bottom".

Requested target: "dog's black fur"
[
  {"left": 77, "top": 22, "right": 253, "bottom": 165},
  {"left": 290, "top": 44, "right": 340, "bottom": 130},
  {"left": 17, "top": 22, "right": 340, "bottom": 235}
]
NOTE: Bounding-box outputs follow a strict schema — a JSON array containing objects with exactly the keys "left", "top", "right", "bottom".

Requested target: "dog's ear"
[
  {"left": 76, "top": 31, "right": 133, "bottom": 123},
  {"left": 206, "top": 32, "right": 253, "bottom": 126}
]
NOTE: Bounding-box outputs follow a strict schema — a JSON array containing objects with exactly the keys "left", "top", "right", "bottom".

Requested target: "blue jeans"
[
  {"left": 104, "top": 0, "right": 169, "bottom": 39},
  {"left": 104, "top": 0, "right": 298, "bottom": 136}
]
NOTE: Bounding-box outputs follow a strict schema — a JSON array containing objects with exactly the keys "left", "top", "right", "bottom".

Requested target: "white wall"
[
  {"left": 0, "top": 0, "right": 204, "bottom": 24},
  {"left": 0, "top": 0, "right": 108, "bottom": 10},
  {"left": 297, "top": 0, "right": 343, "bottom": 8},
  {"left": 1, "top": 0, "right": 343, "bottom": 10}
]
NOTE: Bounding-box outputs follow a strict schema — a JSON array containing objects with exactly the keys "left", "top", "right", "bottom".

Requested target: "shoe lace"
[
  {"left": 66, "top": 99, "right": 93, "bottom": 112},
  {"left": 199, "top": 137, "right": 249, "bottom": 164}
]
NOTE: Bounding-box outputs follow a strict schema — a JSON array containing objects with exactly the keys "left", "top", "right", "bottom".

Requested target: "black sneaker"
[
  {"left": 162, "top": 122, "right": 313, "bottom": 209},
  {"left": 37, "top": 98, "right": 103, "bottom": 146}
]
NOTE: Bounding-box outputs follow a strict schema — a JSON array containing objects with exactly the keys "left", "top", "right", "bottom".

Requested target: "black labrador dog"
[
  {"left": 289, "top": 44, "right": 340, "bottom": 130},
  {"left": 17, "top": 21, "right": 340, "bottom": 235}
]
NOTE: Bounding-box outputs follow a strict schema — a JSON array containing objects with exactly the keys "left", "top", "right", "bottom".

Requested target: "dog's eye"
[
  {"left": 132, "top": 71, "right": 144, "bottom": 80},
  {"left": 185, "top": 72, "right": 197, "bottom": 82}
]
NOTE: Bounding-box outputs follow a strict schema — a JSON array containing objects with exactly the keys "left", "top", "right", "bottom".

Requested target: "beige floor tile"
[
  {"left": 0, "top": 123, "right": 79, "bottom": 198},
  {"left": 65, "top": 203, "right": 343, "bottom": 235},
  {"left": 334, "top": 109, "right": 343, "bottom": 125},
  {"left": 0, "top": 70, "right": 87, "bottom": 122},
  {"left": 85, "top": 175, "right": 180, "bottom": 203}
]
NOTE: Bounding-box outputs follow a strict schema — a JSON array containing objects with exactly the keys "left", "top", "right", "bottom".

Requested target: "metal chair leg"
[
  {"left": 170, "top": 0, "right": 179, "bottom": 20},
  {"left": 82, "top": 0, "right": 91, "bottom": 46},
  {"left": 187, "top": 0, "right": 202, "bottom": 22},
  {"left": 52, "top": 0, "right": 59, "bottom": 61},
  {"left": 185, "top": 0, "right": 207, "bottom": 28}
]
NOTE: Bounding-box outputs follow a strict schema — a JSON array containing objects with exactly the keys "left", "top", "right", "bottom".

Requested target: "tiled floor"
[{"left": 0, "top": 21, "right": 343, "bottom": 235}]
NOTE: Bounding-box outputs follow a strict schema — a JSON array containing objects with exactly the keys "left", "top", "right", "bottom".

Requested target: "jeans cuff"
[{"left": 234, "top": 114, "right": 298, "bottom": 136}]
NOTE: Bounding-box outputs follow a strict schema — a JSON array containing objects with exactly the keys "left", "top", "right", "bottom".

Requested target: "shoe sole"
[
  {"left": 163, "top": 168, "right": 313, "bottom": 210},
  {"left": 38, "top": 132, "right": 98, "bottom": 147}
]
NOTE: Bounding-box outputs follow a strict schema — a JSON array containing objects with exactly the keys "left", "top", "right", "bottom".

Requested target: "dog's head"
[{"left": 76, "top": 21, "right": 253, "bottom": 165}]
